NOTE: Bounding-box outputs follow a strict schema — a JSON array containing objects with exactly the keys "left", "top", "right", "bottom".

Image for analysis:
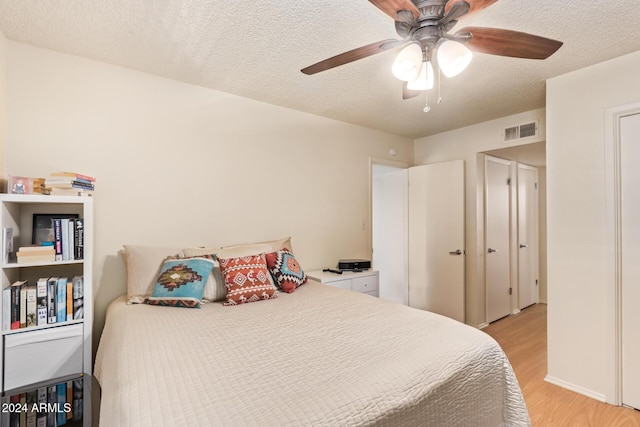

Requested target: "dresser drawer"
[
  {"left": 4, "top": 324, "right": 83, "bottom": 390},
  {"left": 352, "top": 276, "right": 378, "bottom": 293},
  {"left": 326, "top": 279, "right": 352, "bottom": 291}
]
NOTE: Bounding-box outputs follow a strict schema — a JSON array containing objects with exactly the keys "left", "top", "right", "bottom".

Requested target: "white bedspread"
[{"left": 95, "top": 280, "right": 530, "bottom": 426}]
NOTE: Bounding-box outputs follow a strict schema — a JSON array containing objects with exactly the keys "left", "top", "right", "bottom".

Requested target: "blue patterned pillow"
[{"left": 146, "top": 257, "right": 215, "bottom": 308}]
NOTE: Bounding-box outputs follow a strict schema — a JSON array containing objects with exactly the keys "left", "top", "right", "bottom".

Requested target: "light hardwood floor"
[{"left": 482, "top": 303, "right": 640, "bottom": 426}]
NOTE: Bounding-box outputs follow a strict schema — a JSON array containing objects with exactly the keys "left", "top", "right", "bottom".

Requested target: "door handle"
[
  {"left": 488, "top": 248, "right": 497, "bottom": 253},
  {"left": 449, "top": 249, "right": 463, "bottom": 255},
  {"left": 519, "top": 244, "right": 528, "bottom": 248}
]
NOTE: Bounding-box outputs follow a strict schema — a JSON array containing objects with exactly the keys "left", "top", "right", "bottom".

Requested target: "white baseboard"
[
  {"left": 544, "top": 375, "right": 608, "bottom": 402},
  {"left": 478, "top": 322, "right": 489, "bottom": 329}
]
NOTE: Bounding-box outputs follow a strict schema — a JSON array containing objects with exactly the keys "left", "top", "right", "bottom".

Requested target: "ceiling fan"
[{"left": 301, "top": 0, "right": 562, "bottom": 110}]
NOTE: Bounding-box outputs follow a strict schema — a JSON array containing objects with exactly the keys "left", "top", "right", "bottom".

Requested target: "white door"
[
  {"left": 408, "top": 160, "right": 465, "bottom": 322},
  {"left": 372, "top": 165, "right": 408, "bottom": 305},
  {"left": 517, "top": 164, "right": 538, "bottom": 309},
  {"left": 621, "top": 112, "right": 640, "bottom": 410},
  {"left": 485, "top": 157, "right": 512, "bottom": 323}
]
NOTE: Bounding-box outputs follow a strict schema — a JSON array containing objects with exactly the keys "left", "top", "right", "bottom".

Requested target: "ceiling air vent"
[{"left": 503, "top": 120, "right": 539, "bottom": 142}]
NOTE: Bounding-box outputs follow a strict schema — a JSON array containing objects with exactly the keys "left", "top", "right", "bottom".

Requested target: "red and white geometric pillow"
[
  {"left": 218, "top": 253, "right": 277, "bottom": 306},
  {"left": 265, "top": 249, "right": 307, "bottom": 293}
]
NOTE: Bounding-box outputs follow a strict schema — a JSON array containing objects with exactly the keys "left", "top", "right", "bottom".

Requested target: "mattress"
[{"left": 94, "top": 280, "right": 530, "bottom": 426}]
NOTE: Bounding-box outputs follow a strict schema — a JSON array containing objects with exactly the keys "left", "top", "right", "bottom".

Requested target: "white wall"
[
  {"left": 414, "top": 109, "right": 546, "bottom": 327},
  {"left": 5, "top": 42, "right": 413, "bottom": 352},
  {"left": 0, "top": 30, "right": 6, "bottom": 188},
  {"left": 546, "top": 49, "right": 640, "bottom": 402}
]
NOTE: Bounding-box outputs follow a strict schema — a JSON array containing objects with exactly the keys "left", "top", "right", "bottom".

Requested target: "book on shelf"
[
  {"left": 10, "top": 281, "right": 26, "bottom": 330},
  {"left": 56, "top": 382, "right": 67, "bottom": 426},
  {"left": 47, "top": 188, "right": 93, "bottom": 197},
  {"left": 47, "top": 278, "right": 57, "bottom": 324},
  {"left": 36, "top": 386, "right": 47, "bottom": 425},
  {"left": 50, "top": 171, "right": 96, "bottom": 182},
  {"left": 53, "top": 219, "right": 63, "bottom": 261},
  {"left": 44, "top": 179, "right": 95, "bottom": 191},
  {"left": 19, "top": 284, "right": 27, "bottom": 328},
  {"left": 46, "top": 172, "right": 96, "bottom": 197},
  {"left": 48, "top": 216, "right": 84, "bottom": 261},
  {"left": 47, "top": 385, "right": 56, "bottom": 426},
  {"left": 60, "top": 218, "right": 71, "bottom": 261},
  {"left": 56, "top": 277, "right": 68, "bottom": 323},
  {"left": 2, "top": 276, "right": 84, "bottom": 331},
  {"left": 2, "top": 227, "right": 13, "bottom": 264},
  {"left": 25, "top": 285, "right": 37, "bottom": 327},
  {"left": 75, "top": 219, "right": 84, "bottom": 260},
  {"left": 25, "top": 390, "right": 37, "bottom": 426},
  {"left": 16, "top": 246, "right": 56, "bottom": 264},
  {"left": 2, "top": 287, "right": 10, "bottom": 330},
  {"left": 36, "top": 278, "right": 48, "bottom": 326},
  {"left": 66, "top": 280, "right": 73, "bottom": 321},
  {"left": 72, "top": 276, "right": 84, "bottom": 320}
]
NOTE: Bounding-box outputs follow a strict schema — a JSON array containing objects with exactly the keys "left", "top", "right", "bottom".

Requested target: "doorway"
[
  {"left": 371, "top": 162, "right": 409, "bottom": 305},
  {"left": 483, "top": 142, "right": 547, "bottom": 324},
  {"left": 370, "top": 159, "right": 465, "bottom": 322}
]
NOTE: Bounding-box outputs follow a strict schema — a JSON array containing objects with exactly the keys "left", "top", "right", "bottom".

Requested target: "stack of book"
[
  {"left": 1, "top": 276, "right": 84, "bottom": 331},
  {"left": 16, "top": 245, "right": 56, "bottom": 264},
  {"left": 44, "top": 171, "right": 96, "bottom": 196},
  {"left": 52, "top": 217, "right": 85, "bottom": 261}
]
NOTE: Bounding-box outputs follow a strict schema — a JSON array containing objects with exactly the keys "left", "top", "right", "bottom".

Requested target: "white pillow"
[
  {"left": 121, "top": 245, "right": 183, "bottom": 304},
  {"left": 181, "top": 247, "right": 225, "bottom": 302}
]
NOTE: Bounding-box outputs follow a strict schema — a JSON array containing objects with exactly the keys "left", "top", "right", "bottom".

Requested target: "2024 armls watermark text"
[{"left": 2, "top": 402, "right": 72, "bottom": 414}]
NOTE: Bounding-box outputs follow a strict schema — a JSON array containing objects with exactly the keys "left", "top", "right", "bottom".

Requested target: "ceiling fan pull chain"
[
  {"left": 437, "top": 66, "right": 443, "bottom": 104},
  {"left": 423, "top": 91, "right": 431, "bottom": 113}
]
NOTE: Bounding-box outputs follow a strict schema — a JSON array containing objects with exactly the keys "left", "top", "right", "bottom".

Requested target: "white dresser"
[{"left": 307, "top": 269, "right": 379, "bottom": 297}]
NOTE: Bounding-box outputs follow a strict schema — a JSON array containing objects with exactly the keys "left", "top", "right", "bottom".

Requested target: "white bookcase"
[{"left": 0, "top": 194, "right": 93, "bottom": 391}]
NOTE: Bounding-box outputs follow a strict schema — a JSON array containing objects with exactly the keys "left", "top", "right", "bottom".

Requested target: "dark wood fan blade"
[
  {"left": 402, "top": 82, "right": 421, "bottom": 100},
  {"left": 369, "top": 0, "right": 420, "bottom": 20},
  {"left": 445, "top": 0, "right": 497, "bottom": 17},
  {"left": 301, "top": 39, "right": 402, "bottom": 75},
  {"left": 459, "top": 27, "right": 563, "bottom": 59}
]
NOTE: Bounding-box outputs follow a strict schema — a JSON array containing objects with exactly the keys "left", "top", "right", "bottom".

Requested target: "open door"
[{"left": 408, "top": 160, "right": 465, "bottom": 322}]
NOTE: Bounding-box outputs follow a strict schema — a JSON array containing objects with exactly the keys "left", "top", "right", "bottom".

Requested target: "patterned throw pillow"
[
  {"left": 265, "top": 249, "right": 307, "bottom": 293},
  {"left": 218, "top": 253, "right": 277, "bottom": 306},
  {"left": 146, "top": 257, "right": 214, "bottom": 308}
]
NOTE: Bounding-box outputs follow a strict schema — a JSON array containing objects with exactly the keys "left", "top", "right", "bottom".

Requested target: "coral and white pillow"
[
  {"left": 218, "top": 253, "right": 277, "bottom": 306},
  {"left": 265, "top": 249, "right": 307, "bottom": 293}
]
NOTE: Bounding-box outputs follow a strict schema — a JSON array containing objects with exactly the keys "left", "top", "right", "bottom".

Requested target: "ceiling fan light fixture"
[
  {"left": 437, "top": 39, "right": 473, "bottom": 78},
  {"left": 407, "top": 60, "right": 434, "bottom": 91},
  {"left": 392, "top": 43, "right": 423, "bottom": 81}
]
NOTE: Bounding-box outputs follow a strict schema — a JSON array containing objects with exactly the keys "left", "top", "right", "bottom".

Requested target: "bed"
[{"left": 95, "top": 278, "right": 530, "bottom": 426}]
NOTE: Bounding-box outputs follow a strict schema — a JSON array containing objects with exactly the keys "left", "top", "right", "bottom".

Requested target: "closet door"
[
  {"left": 517, "top": 164, "right": 538, "bottom": 309},
  {"left": 485, "top": 156, "right": 512, "bottom": 323},
  {"left": 621, "top": 112, "right": 640, "bottom": 410}
]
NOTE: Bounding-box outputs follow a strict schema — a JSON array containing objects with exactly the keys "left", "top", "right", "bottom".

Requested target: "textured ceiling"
[{"left": 1, "top": 1, "right": 640, "bottom": 139}]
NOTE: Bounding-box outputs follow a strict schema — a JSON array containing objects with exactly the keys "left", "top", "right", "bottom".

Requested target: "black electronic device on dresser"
[{"left": 338, "top": 259, "right": 371, "bottom": 272}]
